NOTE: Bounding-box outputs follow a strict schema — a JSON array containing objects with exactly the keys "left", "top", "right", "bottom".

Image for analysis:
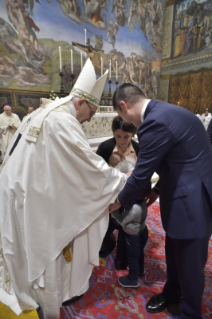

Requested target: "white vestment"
[
  {"left": 0, "top": 101, "right": 126, "bottom": 319},
  {"left": 0, "top": 112, "right": 21, "bottom": 159},
  {"left": 22, "top": 114, "right": 29, "bottom": 122},
  {"left": 201, "top": 114, "right": 212, "bottom": 130}
]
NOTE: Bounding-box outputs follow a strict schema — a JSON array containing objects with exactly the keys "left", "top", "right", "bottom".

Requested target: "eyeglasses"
[{"left": 84, "top": 100, "right": 96, "bottom": 118}]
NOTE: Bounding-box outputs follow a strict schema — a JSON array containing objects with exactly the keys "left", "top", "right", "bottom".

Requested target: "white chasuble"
[
  {"left": 0, "top": 112, "right": 21, "bottom": 159},
  {"left": 0, "top": 103, "right": 126, "bottom": 319}
]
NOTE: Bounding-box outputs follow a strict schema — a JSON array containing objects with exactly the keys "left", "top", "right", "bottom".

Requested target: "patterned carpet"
[{"left": 41, "top": 202, "right": 212, "bottom": 319}]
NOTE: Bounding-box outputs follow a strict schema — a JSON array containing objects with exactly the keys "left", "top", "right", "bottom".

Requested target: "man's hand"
[
  {"left": 146, "top": 189, "right": 159, "bottom": 207},
  {"left": 109, "top": 198, "right": 121, "bottom": 214}
]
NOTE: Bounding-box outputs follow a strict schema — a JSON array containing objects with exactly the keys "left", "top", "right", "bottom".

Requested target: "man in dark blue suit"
[
  {"left": 207, "top": 118, "right": 212, "bottom": 145},
  {"left": 109, "top": 83, "right": 212, "bottom": 319}
]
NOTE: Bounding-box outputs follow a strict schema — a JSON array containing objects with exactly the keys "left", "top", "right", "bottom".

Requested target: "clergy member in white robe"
[
  {"left": 0, "top": 104, "right": 21, "bottom": 159},
  {"left": 201, "top": 108, "right": 212, "bottom": 130},
  {"left": 0, "top": 59, "right": 127, "bottom": 319},
  {"left": 22, "top": 106, "right": 34, "bottom": 122}
]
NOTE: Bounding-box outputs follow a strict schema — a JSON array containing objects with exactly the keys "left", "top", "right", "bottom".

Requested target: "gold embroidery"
[
  {"left": 63, "top": 243, "right": 72, "bottom": 263},
  {"left": 27, "top": 126, "right": 40, "bottom": 138},
  {"left": 71, "top": 88, "right": 99, "bottom": 107},
  {"left": 0, "top": 237, "right": 11, "bottom": 293}
]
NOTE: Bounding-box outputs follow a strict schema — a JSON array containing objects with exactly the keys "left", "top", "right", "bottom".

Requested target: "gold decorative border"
[
  {"left": 27, "top": 126, "right": 40, "bottom": 138},
  {"left": 0, "top": 89, "right": 53, "bottom": 108},
  {"left": 14, "top": 89, "right": 52, "bottom": 107},
  {"left": 71, "top": 88, "right": 99, "bottom": 107}
]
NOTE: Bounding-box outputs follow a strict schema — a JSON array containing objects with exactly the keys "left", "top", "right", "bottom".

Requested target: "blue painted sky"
[{"left": 0, "top": 0, "right": 161, "bottom": 58}]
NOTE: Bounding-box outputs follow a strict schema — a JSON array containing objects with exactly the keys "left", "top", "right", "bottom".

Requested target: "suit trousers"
[{"left": 162, "top": 234, "right": 210, "bottom": 319}]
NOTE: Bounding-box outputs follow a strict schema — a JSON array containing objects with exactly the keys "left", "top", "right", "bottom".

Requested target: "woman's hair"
[{"left": 112, "top": 116, "right": 136, "bottom": 135}]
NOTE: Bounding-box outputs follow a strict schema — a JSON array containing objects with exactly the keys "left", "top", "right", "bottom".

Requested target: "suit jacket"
[
  {"left": 118, "top": 100, "right": 212, "bottom": 239},
  {"left": 207, "top": 118, "right": 212, "bottom": 145}
]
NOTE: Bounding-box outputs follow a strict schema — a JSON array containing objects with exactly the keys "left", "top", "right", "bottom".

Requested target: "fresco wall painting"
[
  {"left": 159, "top": 0, "right": 212, "bottom": 105},
  {"left": 172, "top": 0, "right": 212, "bottom": 60},
  {"left": 0, "top": 0, "right": 167, "bottom": 104}
]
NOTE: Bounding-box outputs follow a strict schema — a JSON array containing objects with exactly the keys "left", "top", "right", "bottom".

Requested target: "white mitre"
[
  {"left": 71, "top": 58, "right": 108, "bottom": 107},
  {"left": 24, "top": 59, "right": 108, "bottom": 143}
]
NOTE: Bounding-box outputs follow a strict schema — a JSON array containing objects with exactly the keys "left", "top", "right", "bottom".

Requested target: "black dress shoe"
[
  {"left": 146, "top": 293, "right": 181, "bottom": 313},
  {"left": 62, "top": 294, "right": 84, "bottom": 307}
]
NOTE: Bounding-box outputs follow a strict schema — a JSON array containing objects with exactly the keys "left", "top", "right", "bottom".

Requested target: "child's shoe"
[{"left": 118, "top": 275, "right": 139, "bottom": 288}]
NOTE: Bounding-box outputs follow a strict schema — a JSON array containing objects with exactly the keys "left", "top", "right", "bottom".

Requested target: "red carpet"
[{"left": 57, "top": 202, "right": 212, "bottom": 318}]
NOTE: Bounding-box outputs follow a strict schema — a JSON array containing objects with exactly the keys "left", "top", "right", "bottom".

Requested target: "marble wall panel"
[{"left": 82, "top": 113, "right": 117, "bottom": 138}]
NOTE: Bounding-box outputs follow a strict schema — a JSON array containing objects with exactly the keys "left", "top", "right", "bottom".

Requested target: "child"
[{"left": 111, "top": 197, "right": 148, "bottom": 288}]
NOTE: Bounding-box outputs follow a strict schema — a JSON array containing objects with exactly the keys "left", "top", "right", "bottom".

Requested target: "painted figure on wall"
[
  {"left": 94, "top": 33, "right": 103, "bottom": 50},
  {"left": 58, "top": 0, "right": 81, "bottom": 23},
  {"left": 173, "top": 0, "right": 212, "bottom": 59},
  {"left": 22, "top": 0, "right": 42, "bottom": 16},
  {"left": 112, "top": 0, "right": 127, "bottom": 27},
  {"left": 0, "top": 18, "right": 30, "bottom": 64},
  {"left": 5, "top": 0, "right": 42, "bottom": 60},
  {"left": 83, "top": 0, "right": 106, "bottom": 28},
  {"left": 107, "top": 19, "right": 119, "bottom": 48}
]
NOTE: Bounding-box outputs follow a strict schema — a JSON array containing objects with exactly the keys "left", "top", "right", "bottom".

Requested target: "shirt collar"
[{"left": 140, "top": 99, "right": 151, "bottom": 123}]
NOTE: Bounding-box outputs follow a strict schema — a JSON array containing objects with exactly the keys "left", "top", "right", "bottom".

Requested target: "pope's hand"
[{"left": 109, "top": 199, "right": 121, "bottom": 214}]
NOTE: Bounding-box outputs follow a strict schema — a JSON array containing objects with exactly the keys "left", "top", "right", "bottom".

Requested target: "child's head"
[{"left": 112, "top": 116, "right": 136, "bottom": 149}]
